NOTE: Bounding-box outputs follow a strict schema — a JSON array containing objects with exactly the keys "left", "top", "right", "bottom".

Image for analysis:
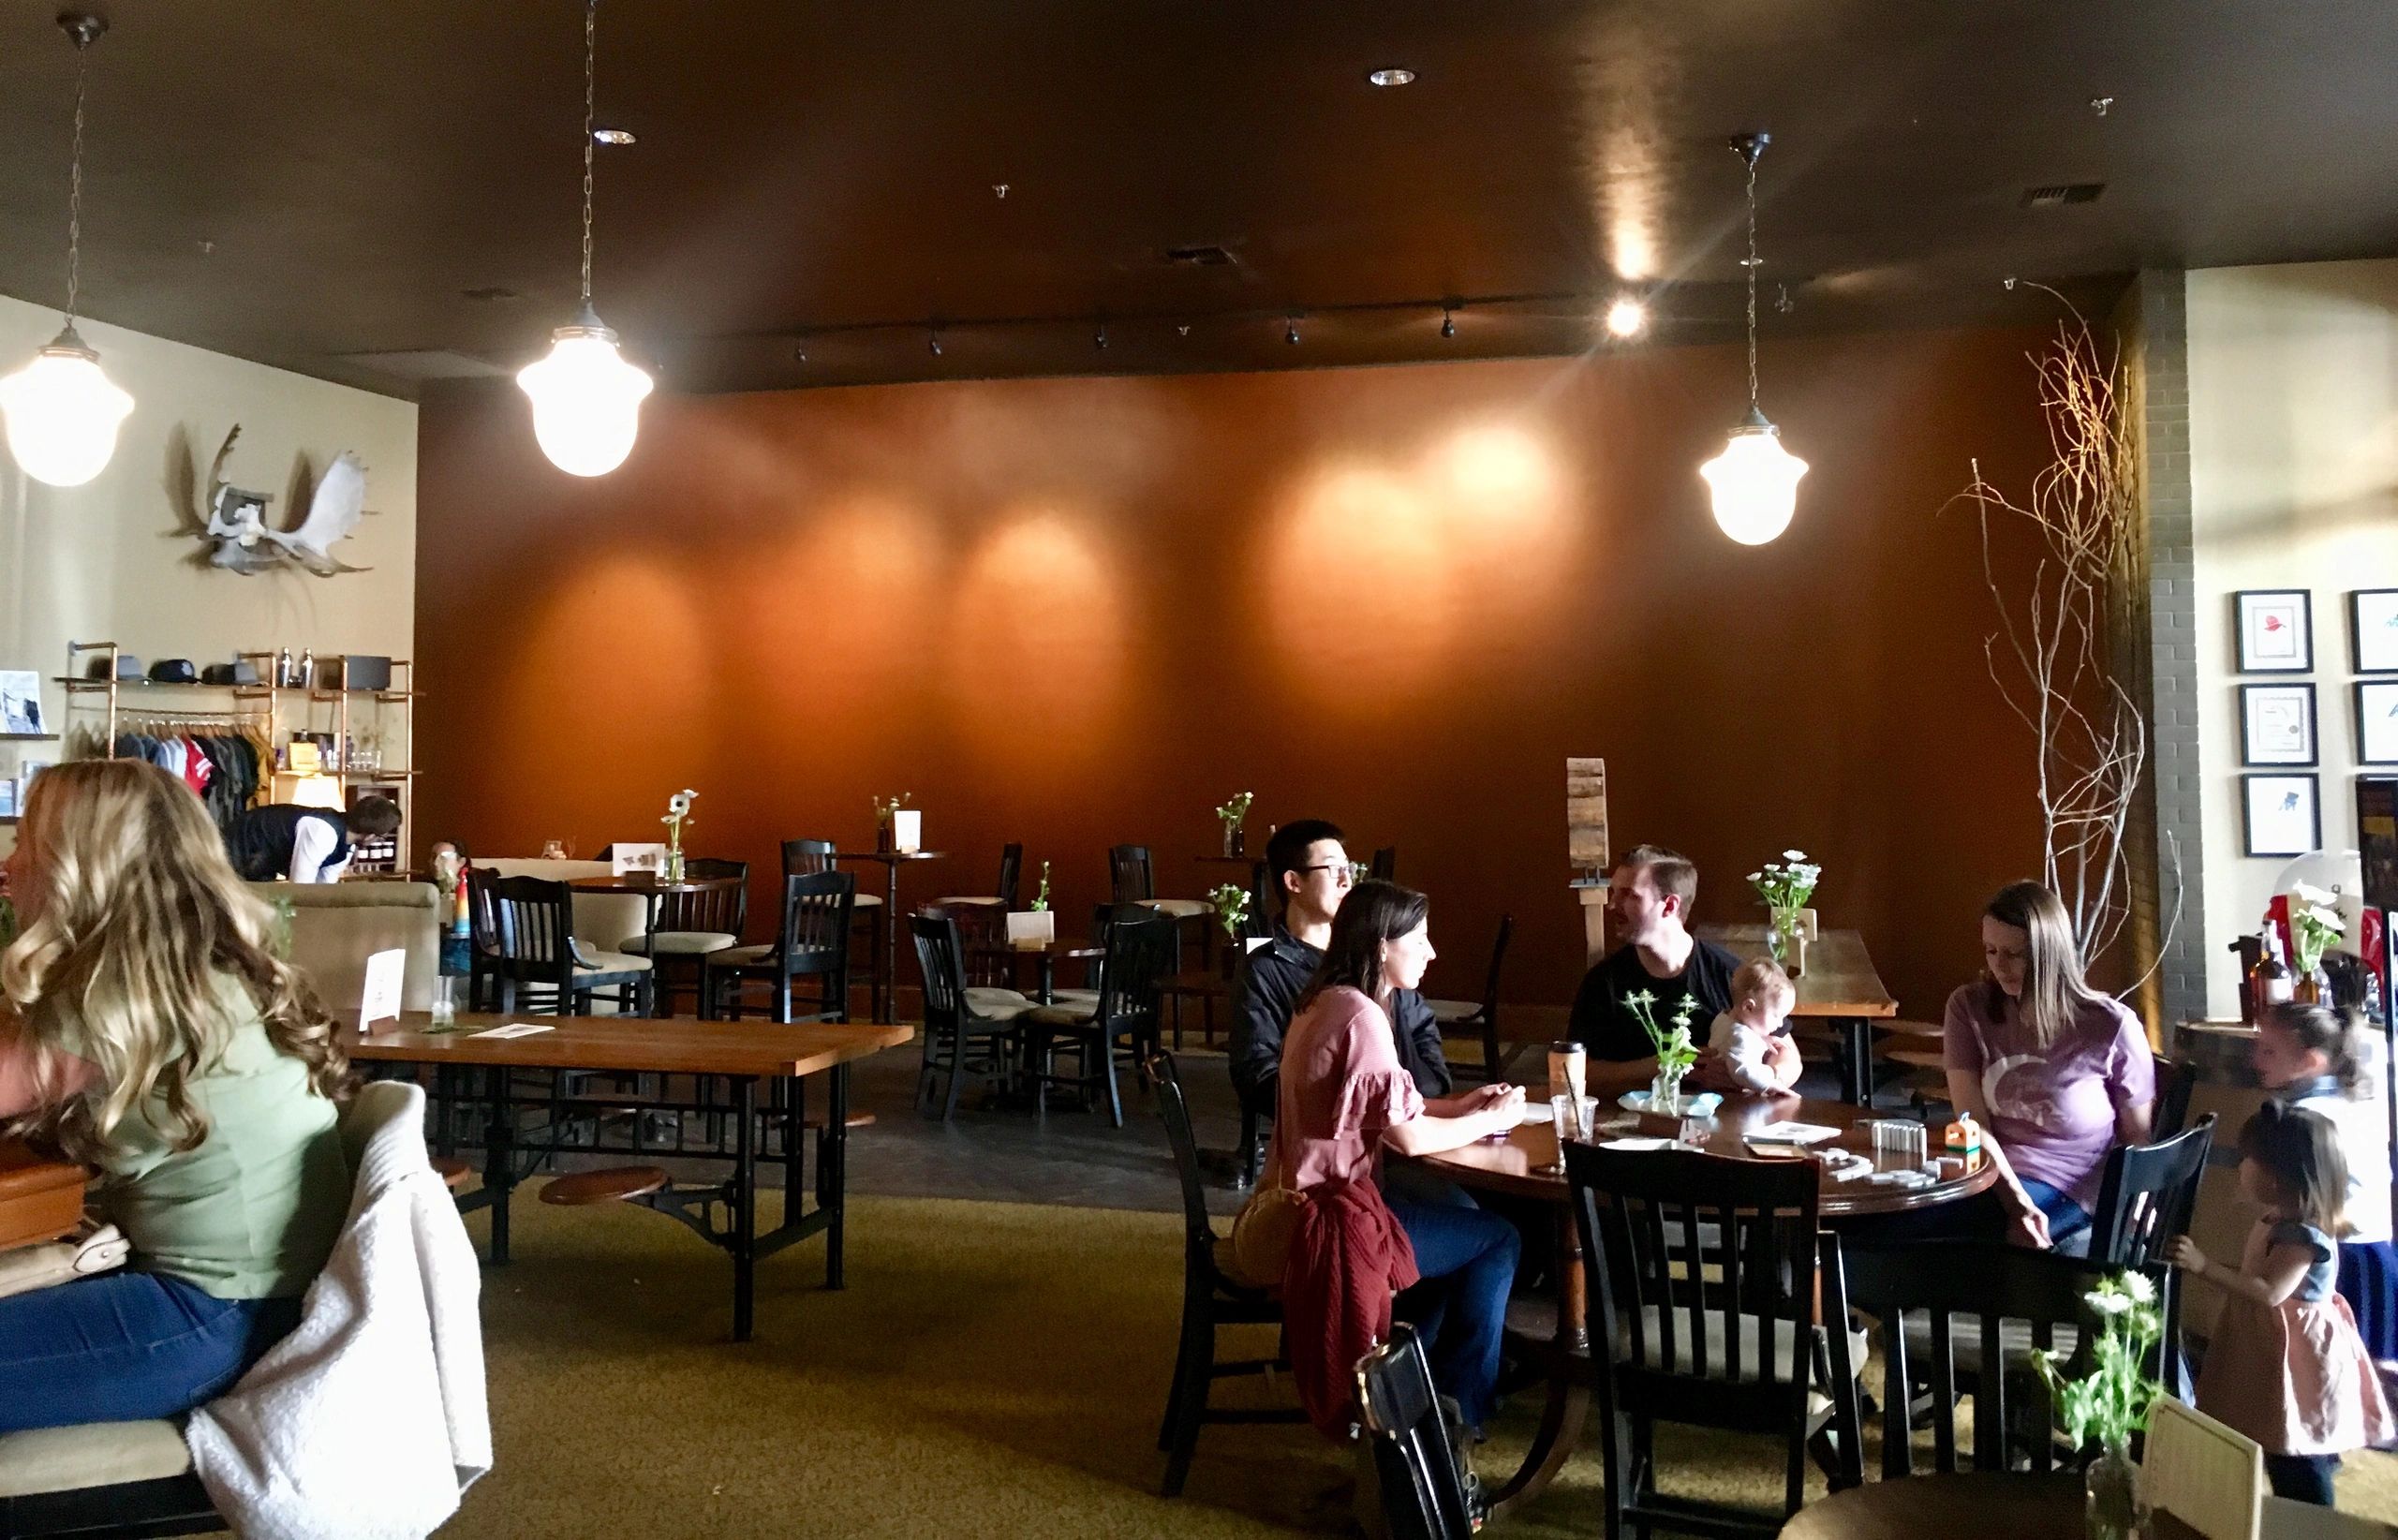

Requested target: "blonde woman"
[
  {"left": 0, "top": 760, "right": 352, "bottom": 1431},
  {"left": 1946, "top": 880, "right": 2155, "bottom": 1251}
]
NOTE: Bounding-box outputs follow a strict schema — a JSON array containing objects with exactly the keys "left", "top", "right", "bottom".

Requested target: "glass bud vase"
[
  {"left": 1222, "top": 823, "right": 1244, "bottom": 858},
  {"left": 1769, "top": 912, "right": 1808, "bottom": 976},
  {"left": 2294, "top": 968, "right": 2329, "bottom": 1006},
  {"left": 662, "top": 847, "right": 686, "bottom": 885},
  {"left": 2083, "top": 1438, "right": 2146, "bottom": 1540},
  {"left": 1650, "top": 1071, "right": 1685, "bottom": 1117}
]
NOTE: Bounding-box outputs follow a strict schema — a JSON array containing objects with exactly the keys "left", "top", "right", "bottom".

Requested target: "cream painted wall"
[
  {"left": 0, "top": 290, "right": 416, "bottom": 822},
  {"left": 2189, "top": 259, "right": 2398, "bottom": 1017}
]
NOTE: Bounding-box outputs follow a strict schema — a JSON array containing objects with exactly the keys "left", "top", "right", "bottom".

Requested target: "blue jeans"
[
  {"left": 2020, "top": 1178, "right": 2093, "bottom": 1255},
  {"left": 1389, "top": 1197, "right": 1521, "bottom": 1429},
  {"left": 0, "top": 1269, "right": 303, "bottom": 1433}
]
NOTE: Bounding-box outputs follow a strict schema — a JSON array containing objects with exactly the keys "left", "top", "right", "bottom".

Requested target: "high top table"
[
  {"left": 346, "top": 1011, "right": 911, "bottom": 1340},
  {"left": 836, "top": 849, "right": 946, "bottom": 1022},
  {"left": 1697, "top": 924, "right": 1899, "bottom": 1103}
]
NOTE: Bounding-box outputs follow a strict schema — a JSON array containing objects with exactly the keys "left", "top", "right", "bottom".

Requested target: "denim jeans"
[
  {"left": 2019, "top": 1178, "right": 2093, "bottom": 1256},
  {"left": 0, "top": 1268, "right": 303, "bottom": 1433},
  {"left": 1388, "top": 1196, "right": 1521, "bottom": 1429}
]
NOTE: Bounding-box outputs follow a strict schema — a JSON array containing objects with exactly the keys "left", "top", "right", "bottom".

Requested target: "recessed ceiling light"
[
  {"left": 1605, "top": 295, "right": 1648, "bottom": 338},
  {"left": 593, "top": 127, "right": 636, "bottom": 145},
  {"left": 1367, "top": 67, "right": 1416, "bottom": 87}
]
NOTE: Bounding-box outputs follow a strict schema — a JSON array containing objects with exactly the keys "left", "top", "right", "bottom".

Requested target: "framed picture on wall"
[
  {"left": 2243, "top": 774, "right": 2321, "bottom": 858},
  {"left": 2240, "top": 683, "right": 2317, "bottom": 766},
  {"left": 2352, "top": 590, "right": 2398, "bottom": 674},
  {"left": 2234, "top": 589, "right": 2314, "bottom": 674},
  {"left": 2357, "top": 681, "right": 2398, "bottom": 764}
]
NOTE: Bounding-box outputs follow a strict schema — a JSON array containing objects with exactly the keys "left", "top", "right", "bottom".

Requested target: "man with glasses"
[{"left": 1229, "top": 819, "right": 1453, "bottom": 1180}]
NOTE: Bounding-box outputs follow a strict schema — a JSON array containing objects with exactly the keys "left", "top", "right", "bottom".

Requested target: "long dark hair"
[
  {"left": 2239, "top": 1101, "right": 2351, "bottom": 1236},
  {"left": 2262, "top": 1001, "right": 2366, "bottom": 1098},
  {"left": 1297, "top": 880, "right": 1428, "bottom": 1013}
]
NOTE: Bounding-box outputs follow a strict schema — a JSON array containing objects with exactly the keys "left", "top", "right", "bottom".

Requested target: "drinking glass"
[
  {"left": 1548, "top": 1095, "right": 1578, "bottom": 1171},
  {"left": 429, "top": 973, "right": 457, "bottom": 1028}
]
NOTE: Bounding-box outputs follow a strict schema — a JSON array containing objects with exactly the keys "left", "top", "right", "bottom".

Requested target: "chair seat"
[
  {"left": 1138, "top": 898, "right": 1210, "bottom": 921},
  {"left": 935, "top": 895, "right": 1004, "bottom": 907},
  {"left": 618, "top": 930, "right": 740, "bottom": 956},
  {"left": 1628, "top": 1306, "right": 1870, "bottom": 1385},
  {"left": 430, "top": 1155, "right": 474, "bottom": 1192},
  {"left": 850, "top": 893, "right": 883, "bottom": 911},
  {"left": 573, "top": 950, "right": 653, "bottom": 978},
  {"left": 966, "top": 985, "right": 1036, "bottom": 1021},
  {"left": 540, "top": 1166, "right": 670, "bottom": 1206},
  {"left": 1424, "top": 997, "right": 1481, "bottom": 1024},
  {"left": 1897, "top": 1310, "right": 2080, "bottom": 1376},
  {"left": 1027, "top": 1001, "right": 1101, "bottom": 1028},
  {"left": 0, "top": 1419, "right": 193, "bottom": 1498},
  {"left": 710, "top": 942, "right": 777, "bottom": 967},
  {"left": 1046, "top": 987, "right": 1101, "bottom": 1010}
]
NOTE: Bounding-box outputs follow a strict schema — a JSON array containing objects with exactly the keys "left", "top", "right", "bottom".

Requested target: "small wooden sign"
[{"left": 1566, "top": 757, "right": 1609, "bottom": 880}]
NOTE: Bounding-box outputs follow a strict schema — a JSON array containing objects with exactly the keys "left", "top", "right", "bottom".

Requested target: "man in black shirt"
[
  {"left": 1567, "top": 843, "right": 1740, "bottom": 1094},
  {"left": 1229, "top": 820, "right": 1451, "bottom": 1173}
]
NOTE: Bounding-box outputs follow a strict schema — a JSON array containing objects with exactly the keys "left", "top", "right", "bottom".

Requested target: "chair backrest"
[
  {"left": 1477, "top": 914, "right": 1513, "bottom": 1017},
  {"left": 925, "top": 899, "right": 1009, "bottom": 986},
  {"left": 2152, "top": 1055, "right": 2196, "bottom": 1139},
  {"left": 1562, "top": 1143, "right": 1823, "bottom": 1425},
  {"left": 1092, "top": 911, "right": 1177, "bottom": 1027},
  {"left": 1356, "top": 1325, "right": 1477, "bottom": 1540},
  {"left": 997, "top": 843, "right": 1024, "bottom": 910},
  {"left": 910, "top": 911, "right": 967, "bottom": 1027},
  {"left": 1147, "top": 1052, "right": 1219, "bottom": 1264},
  {"left": 473, "top": 871, "right": 576, "bottom": 987},
  {"left": 782, "top": 837, "right": 836, "bottom": 877},
  {"left": 659, "top": 857, "right": 748, "bottom": 936},
  {"left": 1245, "top": 858, "right": 1276, "bottom": 940},
  {"left": 1369, "top": 845, "right": 1398, "bottom": 881},
  {"left": 2088, "top": 1114, "right": 2216, "bottom": 1270},
  {"left": 774, "top": 870, "right": 855, "bottom": 990},
  {"left": 1833, "top": 1239, "right": 2167, "bottom": 1477},
  {"left": 1109, "top": 844, "right": 1156, "bottom": 903}
]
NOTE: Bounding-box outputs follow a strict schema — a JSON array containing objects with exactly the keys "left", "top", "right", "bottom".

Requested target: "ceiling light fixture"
[
  {"left": 1604, "top": 295, "right": 1648, "bottom": 338},
  {"left": 592, "top": 126, "right": 635, "bottom": 145},
  {"left": 1285, "top": 316, "right": 1301, "bottom": 345},
  {"left": 928, "top": 327, "right": 943, "bottom": 358},
  {"left": 516, "top": 0, "right": 653, "bottom": 478},
  {"left": 1368, "top": 67, "right": 1416, "bottom": 87},
  {"left": 0, "top": 15, "right": 134, "bottom": 489},
  {"left": 1094, "top": 318, "right": 1108, "bottom": 351},
  {"left": 1441, "top": 305, "right": 1457, "bottom": 339},
  {"left": 1698, "top": 132, "right": 1807, "bottom": 546}
]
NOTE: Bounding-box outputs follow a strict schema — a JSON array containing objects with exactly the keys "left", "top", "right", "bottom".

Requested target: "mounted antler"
[{"left": 203, "top": 424, "right": 240, "bottom": 518}]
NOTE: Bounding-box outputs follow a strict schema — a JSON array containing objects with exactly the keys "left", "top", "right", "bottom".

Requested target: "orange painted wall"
[{"left": 413, "top": 327, "right": 2054, "bottom": 1018}]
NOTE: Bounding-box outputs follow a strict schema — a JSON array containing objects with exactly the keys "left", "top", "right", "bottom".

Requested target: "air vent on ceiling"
[
  {"left": 1163, "top": 244, "right": 1236, "bottom": 267},
  {"left": 461, "top": 286, "right": 521, "bottom": 302},
  {"left": 2021, "top": 182, "right": 2105, "bottom": 208}
]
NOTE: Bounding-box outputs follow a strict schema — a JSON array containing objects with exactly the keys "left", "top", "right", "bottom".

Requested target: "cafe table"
[
  {"left": 1406, "top": 1089, "right": 1994, "bottom": 1519},
  {"left": 835, "top": 849, "right": 946, "bottom": 1022},
  {"left": 970, "top": 934, "right": 1103, "bottom": 1005},
  {"left": 1776, "top": 1469, "right": 2388, "bottom": 1539},
  {"left": 0, "top": 1140, "right": 85, "bottom": 1253},
  {"left": 1697, "top": 924, "right": 1899, "bottom": 1104},
  {"left": 346, "top": 1010, "right": 911, "bottom": 1341},
  {"left": 568, "top": 870, "right": 748, "bottom": 1014}
]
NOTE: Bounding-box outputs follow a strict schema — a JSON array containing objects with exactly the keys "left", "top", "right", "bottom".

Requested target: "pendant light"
[
  {"left": 0, "top": 15, "right": 134, "bottom": 489},
  {"left": 517, "top": 0, "right": 652, "bottom": 478},
  {"left": 1698, "top": 132, "right": 1807, "bottom": 546}
]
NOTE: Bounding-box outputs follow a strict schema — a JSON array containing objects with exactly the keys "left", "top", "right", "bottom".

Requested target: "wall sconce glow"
[
  {"left": 0, "top": 327, "right": 133, "bottom": 488},
  {"left": 1604, "top": 296, "right": 1648, "bottom": 338},
  {"left": 1700, "top": 408, "right": 1808, "bottom": 545},
  {"left": 517, "top": 307, "right": 653, "bottom": 477}
]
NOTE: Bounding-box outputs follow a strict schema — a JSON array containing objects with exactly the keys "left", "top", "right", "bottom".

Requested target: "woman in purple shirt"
[{"left": 1945, "top": 881, "right": 2155, "bottom": 1252}]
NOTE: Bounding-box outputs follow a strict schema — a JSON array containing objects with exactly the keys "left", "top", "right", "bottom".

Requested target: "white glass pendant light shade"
[
  {"left": 1701, "top": 407, "right": 1808, "bottom": 545},
  {"left": 1, "top": 328, "right": 133, "bottom": 488},
  {"left": 518, "top": 306, "right": 652, "bottom": 477}
]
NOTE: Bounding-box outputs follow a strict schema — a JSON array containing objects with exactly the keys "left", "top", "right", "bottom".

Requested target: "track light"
[
  {"left": 1441, "top": 307, "right": 1456, "bottom": 339},
  {"left": 1285, "top": 316, "right": 1301, "bottom": 345},
  {"left": 928, "top": 328, "right": 943, "bottom": 358},
  {"left": 1094, "top": 318, "right": 1108, "bottom": 351},
  {"left": 1605, "top": 295, "right": 1648, "bottom": 338}
]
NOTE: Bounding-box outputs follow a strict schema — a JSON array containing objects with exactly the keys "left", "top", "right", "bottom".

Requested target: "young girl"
[
  {"left": 1707, "top": 956, "right": 1801, "bottom": 1093},
  {"left": 2169, "top": 1103, "right": 2394, "bottom": 1504},
  {"left": 2251, "top": 1002, "right": 2398, "bottom": 1380}
]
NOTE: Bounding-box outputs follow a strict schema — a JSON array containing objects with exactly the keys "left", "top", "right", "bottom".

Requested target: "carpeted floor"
[{"left": 405, "top": 1185, "right": 2398, "bottom": 1538}]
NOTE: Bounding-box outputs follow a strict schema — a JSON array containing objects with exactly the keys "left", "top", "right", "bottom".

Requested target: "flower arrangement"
[
  {"left": 2288, "top": 881, "right": 2346, "bottom": 978},
  {"left": 872, "top": 792, "right": 913, "bottom": 826},
  {"left": 1208, "top": 882, "right": 1251, "bottom": 940},
  {"left": 660, "top": 788, "right": 698, "bottom": 882},
  {"left": 1029, "top": 861, "right": 1051, "bottom": 912},
  {"left": 1623, "top": 989, "right": 1699, "bottom": 1085},
  {"left": 1349, "top": 860, "right": 1370, "bottom": 885},
  {"left": 1213, "top": 792, "right": 1253, "bottom": 829},
  {"left": 1748, "top": 850, "right": 1821, "bottom": 930},
  {"left": 2032, "top": 1270, "right": 2163, "bottom": 1450}
]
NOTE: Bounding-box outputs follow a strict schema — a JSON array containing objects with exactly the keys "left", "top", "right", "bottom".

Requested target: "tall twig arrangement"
[{"left": 1953, "top": 295, "right": 2178, "bottom": 983}]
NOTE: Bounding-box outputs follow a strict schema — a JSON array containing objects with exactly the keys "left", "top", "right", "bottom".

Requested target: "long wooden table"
[
  {"left": 346, "top": 1011, "right": 911, "bottom": 1340},
  {"left": 1698, "top": 924, "right": 1899, "bottom": 1103},
  {"left": 0, "top": 1140, "right": 85, "bottom": 1252},
  {"left": 1777, "top": 1469, "right": 2385, "bottom": 1539}
]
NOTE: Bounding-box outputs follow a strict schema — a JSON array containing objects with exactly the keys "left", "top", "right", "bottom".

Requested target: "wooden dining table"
[
  {"left": 1407, "top": 1089, "right": 1995, "bottom": 1520},
  {"left": 1776, "top": 1469, "right": 2387, "bottom": 1539},
  {"left": 347, "top": 1010, "right": 911, "bottom": 1340},
  {"left": 1697, "top": 924, "right": 1899, "bottom": 1103},
  {"left": 970, "top": 934, "right": 1103, "bottom": 1005}
]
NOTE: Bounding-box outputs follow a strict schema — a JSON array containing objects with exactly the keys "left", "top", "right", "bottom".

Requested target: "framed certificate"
[
  {"left": 2238, "top": 683, "right": 2317, "bottom": 767},
  {"left": 2233, "top": 589, "right": 2313, "bottom": 674}
]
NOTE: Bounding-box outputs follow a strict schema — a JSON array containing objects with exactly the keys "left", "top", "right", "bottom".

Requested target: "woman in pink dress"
[{"left": 2169, "top": 1102, "right": 2394, "bottom": 1504}]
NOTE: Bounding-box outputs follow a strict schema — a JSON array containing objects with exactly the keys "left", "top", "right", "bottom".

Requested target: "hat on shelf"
[
  {"left": 148, "top": 659, "right": 198, "bottom": 684},
  {"left": 108, "top": 655, "right": 145, "bottom": 681},
  {"left": 200, "top": 660, "right": 260, "bottom": 686}
]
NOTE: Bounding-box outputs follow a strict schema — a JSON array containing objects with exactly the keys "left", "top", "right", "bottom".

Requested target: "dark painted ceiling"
[{"left": 0, "top": 2, "right": 2390, "bottom": 398}]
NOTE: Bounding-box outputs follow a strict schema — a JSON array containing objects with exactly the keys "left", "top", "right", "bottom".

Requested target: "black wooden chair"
[
  {"left": 911, "top": 911, "right": 1034, "bottom": 1120},
  {"left": 2087, "top": 1114, "right": 2214, "bottom": 1394},
  {"left": 1832, "top": 1239, "right": 2172, "bottom": 1478},
  {"left": 619, "top": 856, "right": 748, "bottom": 1015},
  {"left": 1369, "top": 845, "right": 1398, "bottom": 881},
  {"left": 703, "top": 870, "right": 854, "bottom": 1024},
  {"left": 1427, "top": 914, "right": 1512, "bottom": 1083},
  {"left": 1148, "top": 1052, "right": 1302, "bottom": 1497},
  {"left": 1023, "top": 908, "right": 1176, "bottom": 1126},
  {"left": 1563, "top": 1141, "right": 1860, "bottom": 1534},
  {"left": 785, "top": 838, "right": 881, "bottom": 1020},
  {"left": 936, "top": 843, "right": 1024, "bottom": 911},
  {"left": 471, "top": 870, "right": 653, "bottom": 1016},
  {"left": 1357, "top": 1324, "right": 1479, "bottom": 1540},
  {"left": 2151, "top": 1055, "right": 2196, "bottom": 1140},
  {"left": 1244, "top": 858, "right": 1276, "bottom": 940}
]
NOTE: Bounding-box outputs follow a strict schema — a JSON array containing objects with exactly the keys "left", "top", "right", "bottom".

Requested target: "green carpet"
[{"left": 414, "top": 1188, "right": 2398, "bottom": 1538}]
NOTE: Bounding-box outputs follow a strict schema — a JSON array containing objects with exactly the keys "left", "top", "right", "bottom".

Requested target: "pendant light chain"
[
  {"left": 65, "top": 30, "right": 92, "bottom": 326},
  {"left": 1741, "top": 141, "right": 1761, "bottom": 415},
  {"left": 580, "top": 0, "right": 597, "bottom": 308}
]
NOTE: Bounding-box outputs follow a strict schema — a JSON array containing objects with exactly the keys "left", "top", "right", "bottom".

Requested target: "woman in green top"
[{"left": 0, "top": 759, "right": 353, "bottom": 1431}]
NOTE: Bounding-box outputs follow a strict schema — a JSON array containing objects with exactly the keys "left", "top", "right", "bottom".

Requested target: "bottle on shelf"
[
  {"left": 298, "top": 649, "right": 315, "bottom": 689},
  {"left": 2259, "top": 927, "right": 2294, "bottom": 1008},
  {"left": 274, "top": 647, "right": 294, "bottom": 688}
]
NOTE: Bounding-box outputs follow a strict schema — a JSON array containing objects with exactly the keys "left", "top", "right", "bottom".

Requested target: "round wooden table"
[
  {"left": 970, "top": 935, "right": 1103, "bottom": 1004},
  {"left": 1408, "top": 1090, "right": 1997, "bottom": 1520},
  {"left": 1776, "top": 1469, "right": 2361, "bottom": 1539},
  {"left": 834, "top": 850, "right": 946, "bottom": 1022},
  {"left": 568, "top": 873, "right": 748, "bottom": 1015}
]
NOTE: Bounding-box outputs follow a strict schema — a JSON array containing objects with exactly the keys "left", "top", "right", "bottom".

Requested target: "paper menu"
[
  {"left": 471, "top": 1023, "right": 555, "bottom": 1040},
  {"left": 359, "top": 948, "right": 405, "bottom": 1030}
]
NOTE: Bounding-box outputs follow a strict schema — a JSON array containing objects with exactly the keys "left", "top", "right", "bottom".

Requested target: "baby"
[{"left": 1708, "top": 957, "right": 1801, "bottom": 1093}]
